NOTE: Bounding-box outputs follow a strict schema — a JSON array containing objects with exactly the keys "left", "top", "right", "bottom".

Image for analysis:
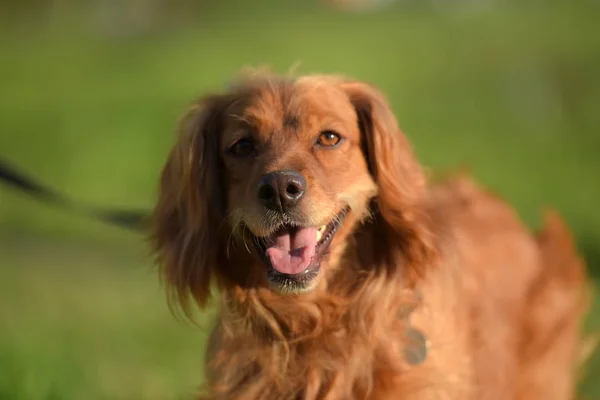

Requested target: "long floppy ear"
[
  {"left": 340, "top": 81, "right": 435, "bottom": 275},
  {"left": 151, "top": 94, "right": 229, "bottom": 315}
]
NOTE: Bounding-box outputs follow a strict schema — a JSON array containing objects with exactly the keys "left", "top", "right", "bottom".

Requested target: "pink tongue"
[{"left": 265, "top": 227, "right": 317, "bottom": 275}]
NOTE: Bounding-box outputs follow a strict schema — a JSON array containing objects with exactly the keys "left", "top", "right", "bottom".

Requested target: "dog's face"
[
  {"left": 152, "top": 72, "right": 429, "bottom": 310},
  {"left": 221, "top": 77, "right": 377, "bottom": 293}
]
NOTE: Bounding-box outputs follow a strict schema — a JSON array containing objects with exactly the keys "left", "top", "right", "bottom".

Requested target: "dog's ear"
[
  {"left": 151, "top": 94, "right": 229, "bottom": 315},
  {"left": 340, "top": 81, "right": 435, "bottom": 275}
]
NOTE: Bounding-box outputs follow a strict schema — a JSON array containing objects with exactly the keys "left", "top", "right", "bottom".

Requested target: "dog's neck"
[
  {"left": 205, "top": 223, "right": 431, "bottom": 399},
  {"left": 224, "top": 276, "right": 397, "bottom": 335},
  {"left": 209, "top": 271, "right": 426, "bottom": 400}
]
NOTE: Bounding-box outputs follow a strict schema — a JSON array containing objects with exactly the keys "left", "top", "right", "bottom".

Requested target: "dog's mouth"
[{"left": 254, "top": 207, "right": 350, "bottom": 291}]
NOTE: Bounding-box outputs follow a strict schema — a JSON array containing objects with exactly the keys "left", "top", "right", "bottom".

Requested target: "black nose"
[{"left": 257, "top": 170, "right": 306, "bottom": 212}]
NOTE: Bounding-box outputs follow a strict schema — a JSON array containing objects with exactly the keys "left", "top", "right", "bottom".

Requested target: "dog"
[{"left": 151, "top": 71, "right": 589, "bottom": 399}]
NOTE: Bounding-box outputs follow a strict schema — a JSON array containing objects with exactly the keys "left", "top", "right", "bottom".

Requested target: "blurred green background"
[{"left": 0, "top": 0, "right": 599, "bottom": 398}]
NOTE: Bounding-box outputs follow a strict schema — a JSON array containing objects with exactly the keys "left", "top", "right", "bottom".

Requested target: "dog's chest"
[{"left": 289, "top": 322, "right": 432, "bottom": 399}]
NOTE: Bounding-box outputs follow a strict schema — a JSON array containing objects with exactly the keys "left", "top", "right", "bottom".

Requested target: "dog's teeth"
[{"left": 316, "top": 229, "right": 323, "bottom": 241}]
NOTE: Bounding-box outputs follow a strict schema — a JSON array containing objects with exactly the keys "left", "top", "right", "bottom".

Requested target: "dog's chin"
[
  {"left": 248, "top": 207, "right": 350, "bottom": 294},
  {"left": 266, "top": 267, "right": 321, "bottom": 294}
]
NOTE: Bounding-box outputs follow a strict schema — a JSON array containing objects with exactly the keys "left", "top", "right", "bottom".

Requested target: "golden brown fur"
[{"left": 151, "top": 71, "right": 589, "bottom": 399}]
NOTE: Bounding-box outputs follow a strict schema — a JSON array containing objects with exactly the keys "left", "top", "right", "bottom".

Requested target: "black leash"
[{"left": 0, "top": 158, "right": 149, "bottom": 232}]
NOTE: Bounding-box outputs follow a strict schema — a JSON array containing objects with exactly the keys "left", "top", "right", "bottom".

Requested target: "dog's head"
[{"left": 152, "top": 72, "right": 432, "bottom": 312}]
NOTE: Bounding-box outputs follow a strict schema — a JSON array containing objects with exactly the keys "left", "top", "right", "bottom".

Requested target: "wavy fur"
[{"left": 151, "top": 71, "right": 589, "bottom": 399}]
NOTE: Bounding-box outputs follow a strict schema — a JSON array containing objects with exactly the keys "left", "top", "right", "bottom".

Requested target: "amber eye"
[
  {"left": 229, "top": 138, "right": 255, "bottom": 157},
  {"left": 317, "top": 131, "right": 342, "bottom": 147}
]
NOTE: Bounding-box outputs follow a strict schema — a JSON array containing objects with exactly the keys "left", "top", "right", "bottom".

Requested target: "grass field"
[{"left": 0, "top": 1, "right": 599, "bottom": 398}]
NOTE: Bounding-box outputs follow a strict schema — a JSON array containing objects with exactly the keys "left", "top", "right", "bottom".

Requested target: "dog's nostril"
[
  {"left": 286, "top": 181, "right": 302, "bottom": 197},
  {"left": 258, "top": 184, "right": 277, "bottom": 202}
]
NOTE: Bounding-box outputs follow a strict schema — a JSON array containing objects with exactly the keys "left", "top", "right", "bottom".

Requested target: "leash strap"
[{"left": 0, "top": 158, "right": 149, "bottom": 232}]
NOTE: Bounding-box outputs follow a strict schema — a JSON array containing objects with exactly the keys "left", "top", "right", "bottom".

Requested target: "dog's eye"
[
  {"left": 317, "top": 131, "right": 342, "bottom": 147},
  {"left": 229, "top": 138, "right": 255, "bottom": 157}
]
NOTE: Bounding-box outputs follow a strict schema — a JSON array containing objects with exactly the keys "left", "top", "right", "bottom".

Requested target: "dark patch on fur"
[{"left": 283, "top": 115, "right": 300, "bottom": 130}]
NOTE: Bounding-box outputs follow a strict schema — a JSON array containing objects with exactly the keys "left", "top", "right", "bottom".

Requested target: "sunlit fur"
[{"left": 151, "top": 70, "right": 589, "bottom": 399}]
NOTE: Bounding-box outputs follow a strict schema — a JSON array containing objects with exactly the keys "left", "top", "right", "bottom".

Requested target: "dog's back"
[
  {"left": 515, "top": 211, "right": 589, "bottom": 399},
  {"left": 422, "top": 176, "right": 589, "bottom": 399}
]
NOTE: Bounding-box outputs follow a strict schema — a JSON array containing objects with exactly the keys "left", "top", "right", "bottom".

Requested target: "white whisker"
[{"left": 241, "top": 226, "right": 252, "bottom": 254}]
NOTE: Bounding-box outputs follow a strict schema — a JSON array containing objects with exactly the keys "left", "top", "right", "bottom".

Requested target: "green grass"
[
  {"left": 0, "top": 1, "right": 599, "bottom": 398},
  {"left": 0, "top": 237, "right": 213, "bottom": 400}
]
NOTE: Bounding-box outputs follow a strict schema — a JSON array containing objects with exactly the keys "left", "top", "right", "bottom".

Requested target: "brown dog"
[{"left": 151, "top": 71, "right": 589, "bottom": 399}]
